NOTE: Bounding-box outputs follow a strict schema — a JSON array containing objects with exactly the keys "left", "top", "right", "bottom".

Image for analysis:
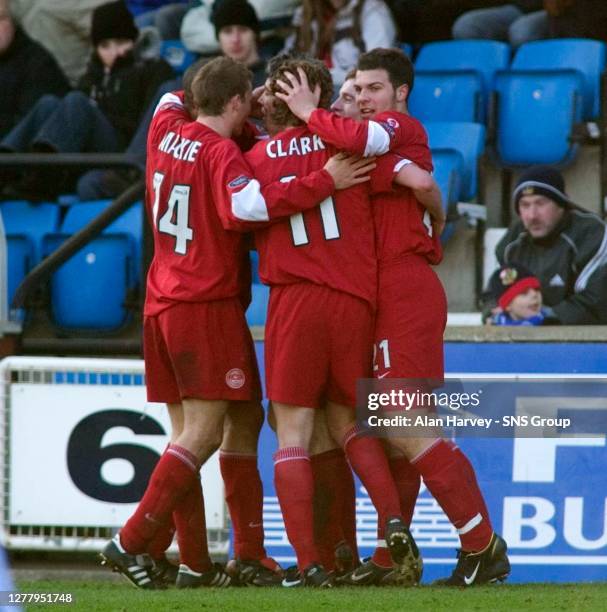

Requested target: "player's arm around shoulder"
[
  {"left": 394, "top": 160, "right": 445, "bottom": 234},
  {"left": 274, "top": 67, "right": 393, "bottom": 157},
  {"left": 207, "top": 139, "right": 347, "bottom": 231}
]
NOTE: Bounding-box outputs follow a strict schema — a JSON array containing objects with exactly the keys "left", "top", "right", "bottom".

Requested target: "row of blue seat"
[
  {"left": 1, "top": 199, "right": 142, "bottom": 330},
  {"left": 1, "top": 116, "right": 484, "bottom": 330},
  {"left": 0, "top": 198, "right": 271, "bottom": 330},
  {"left": 407, "top": 39, "right": 604, "bottom": 167},
  {"left": 408, "top": 38, "right": 603, "bottom": 123}
]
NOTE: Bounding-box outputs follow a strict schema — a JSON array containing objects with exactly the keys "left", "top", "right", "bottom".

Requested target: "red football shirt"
[
  {"left": 144, "top": 93, "right": 335, "bottom": 315},
  {"left": 245, "top": 125, "right": 395, "bottom": 307},
  {"left": 307, "top": 108, "right": 442, "bottom": 265}
]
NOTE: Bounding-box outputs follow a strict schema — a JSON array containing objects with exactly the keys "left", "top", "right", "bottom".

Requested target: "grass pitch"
[{"left": 17, "top": 580, "right": 607, "bottom": 612}]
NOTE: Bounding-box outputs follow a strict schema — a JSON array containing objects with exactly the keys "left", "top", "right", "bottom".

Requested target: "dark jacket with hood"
[
  {"left": 77, "top": 48, "right": 173, "bottom": 146},
  {"left": 494, "top": 206, "right": 607, "bottom": 324}
]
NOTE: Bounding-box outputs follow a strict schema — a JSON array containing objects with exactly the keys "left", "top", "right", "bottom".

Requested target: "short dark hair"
[
  {"left": 183, "top": 58, "right": 210, "bottom": 116},
  {"left": 357, "top": 47, "right": 414, "bottom": 98},
  {"left": 267, "top": 57, "right": 333, "bottom": 127},
  {"left": 191, "top": 56, "right": 252, "bottom": 116}
]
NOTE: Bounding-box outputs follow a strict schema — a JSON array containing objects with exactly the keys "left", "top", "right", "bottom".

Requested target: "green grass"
[{"left": 16, "top": 580, "right": 607, "bottom": 612}]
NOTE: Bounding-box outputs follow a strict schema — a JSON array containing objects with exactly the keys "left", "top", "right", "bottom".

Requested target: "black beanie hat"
[
  {"left": 488, "top": 263, "right": 541, "bottom": 310},
  {"left": 212, "top": 0, "right": 260, "bottom": 39},
  {"left": 512, "top": 165, "right": 571, "bottom": 214},
  {"left": 91, "top": 1, "right": 138, "bottom": 47}
]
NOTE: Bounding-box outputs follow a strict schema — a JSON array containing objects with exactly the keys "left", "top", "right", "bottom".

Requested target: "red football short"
[
  {"left": 143, "top": 298, "right": 261, "bottom": 403},
  {"left": 374, "top": 255, "right": 447, "bottom": 389},
  {"left": 265, "top": 283, "right": 373, "bottom": 409}
]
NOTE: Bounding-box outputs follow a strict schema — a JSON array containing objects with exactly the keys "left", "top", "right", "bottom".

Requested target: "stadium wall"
[{"left": 1, "top": 328, "right": 605, "bottom": 583}]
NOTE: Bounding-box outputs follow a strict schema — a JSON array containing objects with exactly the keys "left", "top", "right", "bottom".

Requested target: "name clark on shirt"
[
  {"left": 266, "top": 134, "right": 325, "bottom": 159},
  {"left": 158, "top": 131, "right": 202, "bottom": 162}
]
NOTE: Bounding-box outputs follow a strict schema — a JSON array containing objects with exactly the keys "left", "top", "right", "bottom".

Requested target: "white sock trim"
[
  {"left": 410, "top": 438, "right": 442, "bottom": 464},
  {"left": 179, "top": 563, "right": 202, "bottom": 577},
  {"left": 458, "top": 512, "right": 483, "bottom": 535}
]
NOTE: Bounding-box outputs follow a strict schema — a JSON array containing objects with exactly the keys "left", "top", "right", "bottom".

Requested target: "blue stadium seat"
[
  {"left": 431, "top": 149, "right": 465, "bottom": 244},
  {"left": 432, "top": 149, "right": 465, "bottom": 211},
  {"left": 414, "top": 40, "right": 511, "bottom": 122},
  {"left": 4, "top": 236, "right": 29, "bottom": 310},
  {"left": 45, "top": 234, "right": 132, "bottom": 330},
  {"left": 246, "top": 283, "right": 269, "bottom": 326},
  {"left": 512, "top": 39, "right": 606, "bottom": 119},
  {"left": 44, "top": 199, "right": 142, "bottom": 331},
  {"left": 61, "top": 199, "right": 143, "bottom": 281},
  {"left": 0, "top": 200, "right": 60, "bottom": 309},
  {"left": 160, "top": 40, "right": 196, "bottom": 74},
  {"left": 409, "top": 71, "right": 482, "bottom": 123},
  {"left": 425, "top": 122, "right": 486, "bottom": 200},
  {"left": 494, "top": 70, "right": 583, "bottom": 166},
  {"left": 0, "top": 200, "right": 60, "bottom": 263}
]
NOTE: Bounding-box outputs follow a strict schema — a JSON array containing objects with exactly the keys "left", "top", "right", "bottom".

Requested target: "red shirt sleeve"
[
  {"left": 369, "top": 153, "right": 403, "bottom": 195},
  {"left": 307, "top": 108, "right": 413, "bottom": 157},
  {"left": 206, "top": 139, "right": 335, "bottom": 232}
]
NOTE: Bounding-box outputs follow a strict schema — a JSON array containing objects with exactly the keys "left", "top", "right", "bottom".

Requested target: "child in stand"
[{"left": 486, "top": 263, "right": 550, "bottom": 326}]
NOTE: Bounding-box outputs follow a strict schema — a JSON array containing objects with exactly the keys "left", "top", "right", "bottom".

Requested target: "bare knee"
[
  {"left": 222, "top": 401, "right": 264, "bottom": 453},
  {"left": 273, "top": 403, "right": 315, "bottom": 450}
]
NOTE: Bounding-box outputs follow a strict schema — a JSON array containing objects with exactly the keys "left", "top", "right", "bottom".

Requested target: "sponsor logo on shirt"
[
  {"left": 379, "top": 119, "right": 397, "bottom": 138},
  {"left": 228, "top": 175, "right": 250, "bottom": 189},
  {"left": 226, "top": 368, "right": 246, "bottom": 389}
]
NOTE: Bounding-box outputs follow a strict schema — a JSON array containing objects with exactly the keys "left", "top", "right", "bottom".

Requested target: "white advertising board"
[{"left": 9, "top": 383, "right": 225, "bottom": 529}]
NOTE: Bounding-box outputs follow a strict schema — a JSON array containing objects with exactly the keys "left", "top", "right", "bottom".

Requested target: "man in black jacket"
[
  {"left": 0, "top": 1, "right": 173, "bottom": 198},
  {"left": 492, "top": 166, "right": 607, "bottom": 324},
  {"left": 0, "top": 9, "right": 69, "bottom": 138}
]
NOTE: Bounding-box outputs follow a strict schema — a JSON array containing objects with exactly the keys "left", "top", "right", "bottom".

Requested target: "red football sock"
[
  {"left": 371, "top": 541, "right": 392, "bottom": 568},
  {"left": 335, "top": 451, "right": 359, "bottom": 565},
  {"left": 452, "top": 443, "right": 492, "bottom": 527},
  {"left": 174, "top": 476, "right": 212, "bottom": 573},
  {"left": 146, "top": 442, "right": 176, "bottom": 560},
  {"left": 342, "top": 427, "right": 401, "bottom": 531},
  {"left": 412, "top": 439, "right": 492, "bottom": 552},
  {"left": 389, "top": 455, "right": 421, "bottom": 525},
  {"left": 120, "top": 444, "right": 198, "bottom": 553},
  {"left": 147, "top": 515, "right": 176, "bottom": 560},
  {"left": 219, "top": 451, "right": 266, "bottom": 561},
  {"left": 311, "top": 449, "right": 352, "bottom": 572},
  {"left": 273, "top": 447, "right": 319, "bottom": 571}
]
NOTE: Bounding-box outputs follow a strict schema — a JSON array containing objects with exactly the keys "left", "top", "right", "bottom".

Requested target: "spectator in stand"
[
  {"left": 490, "top": 166, "right": 607, "bottom": 325},
  {"left": 283, "top": 0, "right": 396, "bottom": 87},
  {"left": 484, "top": 264, "right": 553, "bottom": 326},
  {"left": 211, "top": 0, "right": 266, "bottom": 86},
  {"left": 10, "top": 0, "right": 108, "bottom": 85},
  {"left": 0, "top": 6, "right": 70, "bottom": 138},
  {"left": 452, "top": 1, "right": 545, "bottom": 48},
  {"left": 180, "top": 0, "right": 300, "bottom": 56},
  {"left": 178, "top": 0, "right": 268, "bottom": 85},
  {"left": 0, "top": 0, "right": 173, "bottom": 200},
  {"left": 453, "top": 1, "right": 607, "bottom": 48},
  {"left": 128, "top": 0, "right": 193, "bottom": 40}
]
